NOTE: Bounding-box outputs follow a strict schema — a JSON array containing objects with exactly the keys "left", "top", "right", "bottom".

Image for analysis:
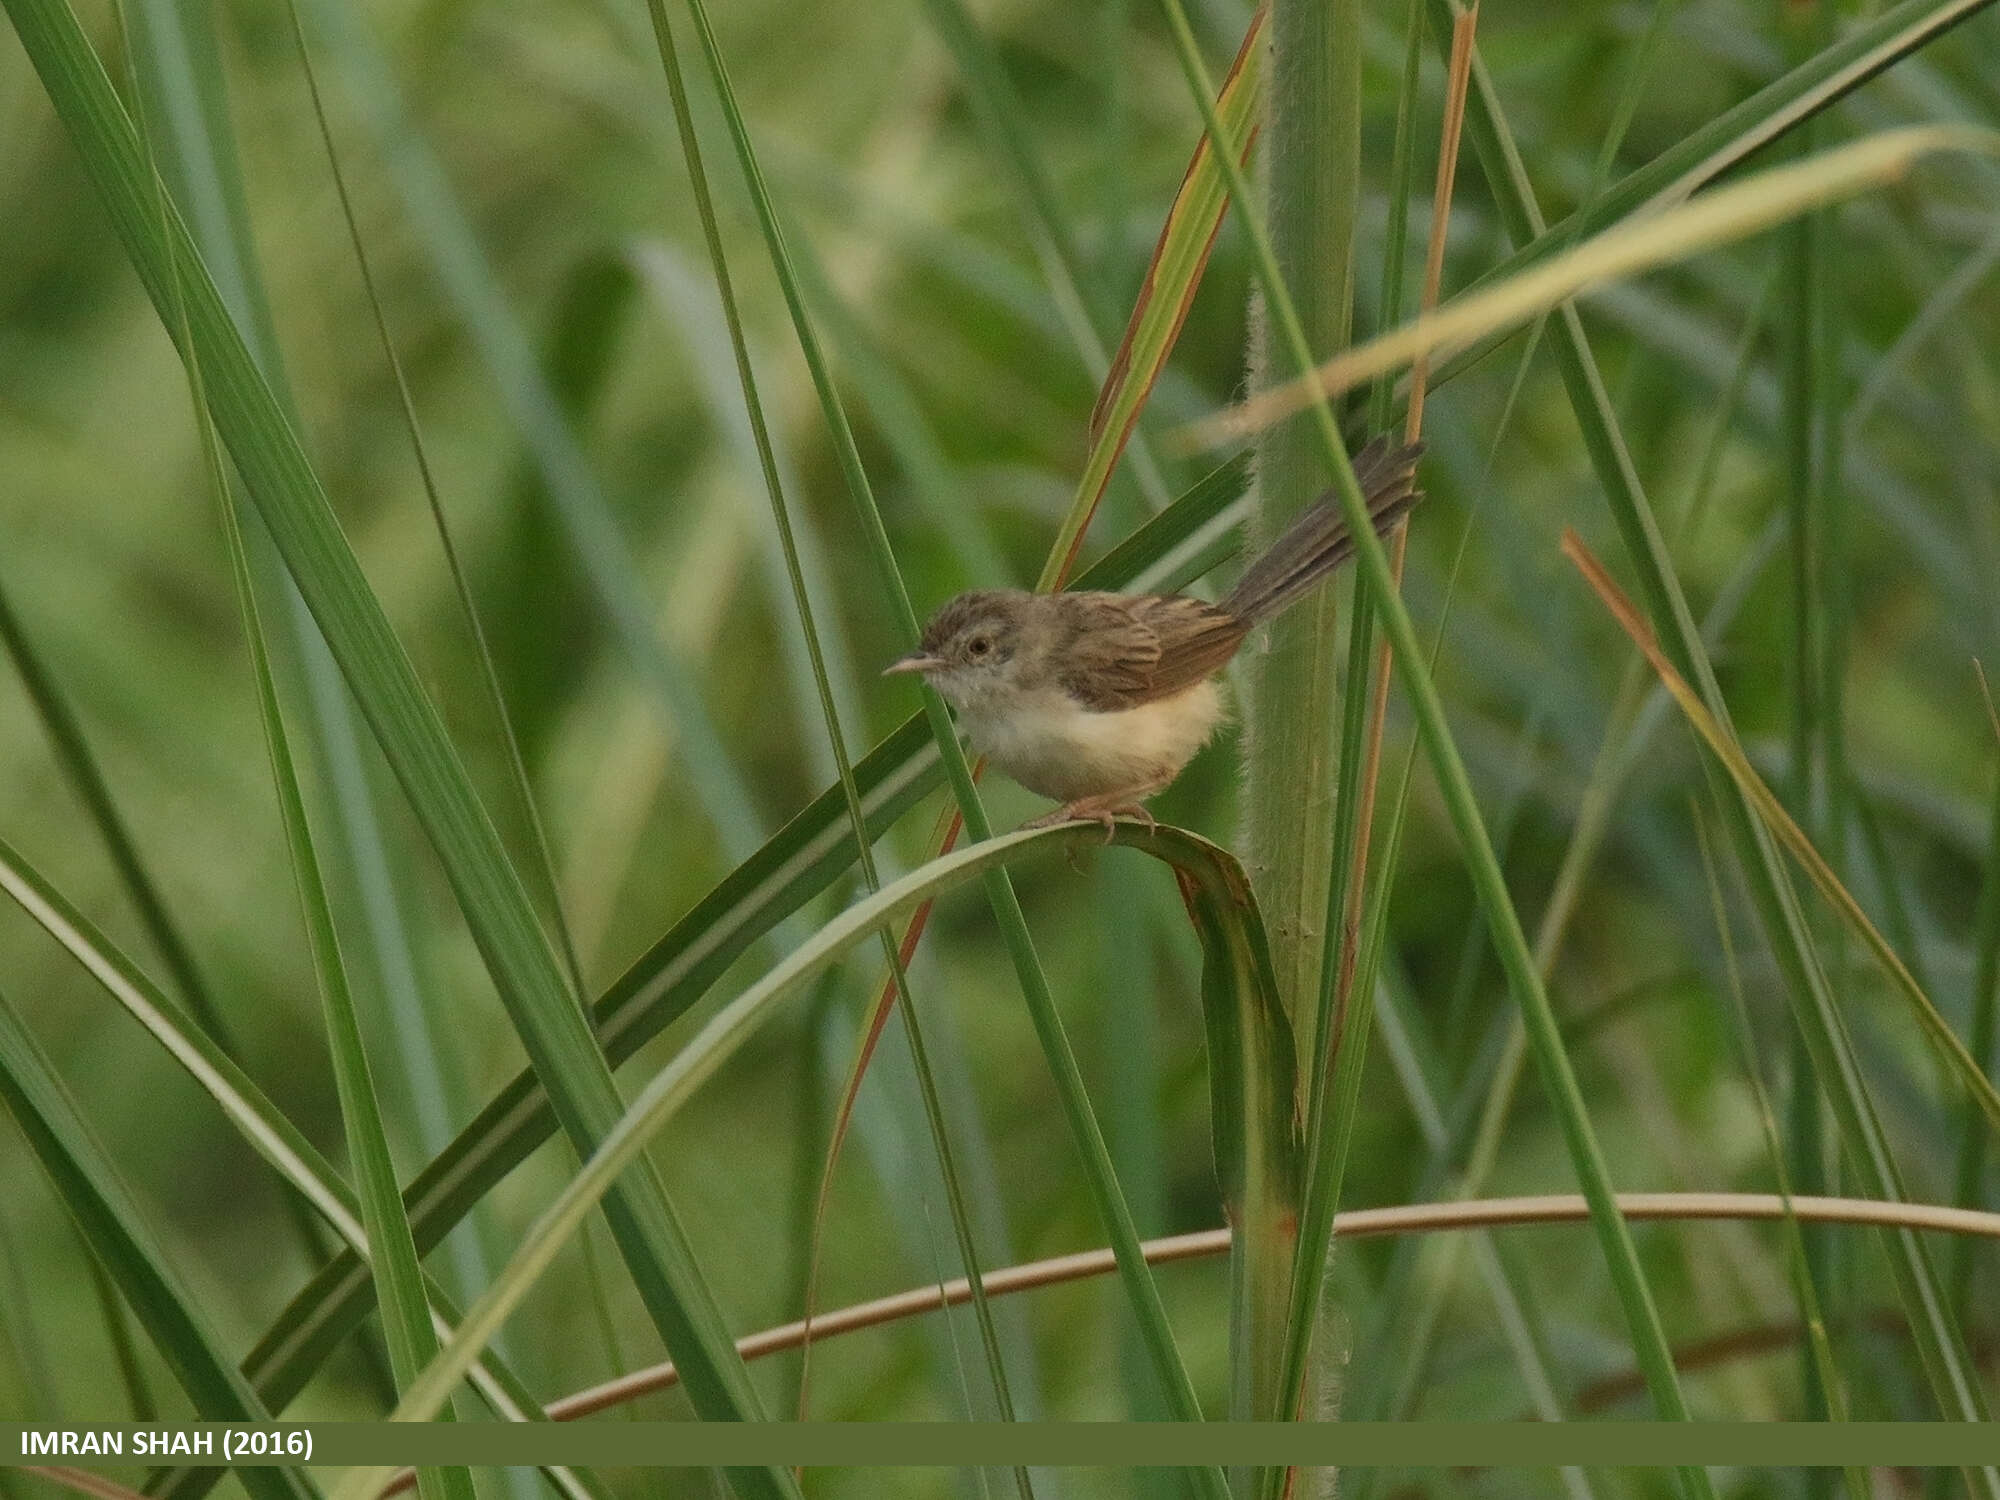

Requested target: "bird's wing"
[{"left": 1054, "top": 592, "right": 1246, "bottom": 710}]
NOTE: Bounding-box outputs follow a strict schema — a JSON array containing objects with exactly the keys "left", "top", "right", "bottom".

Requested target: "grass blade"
[
  {"left": 1422, "top": 9, "right": 1996, "bottom": 1454},
  {"left": 293, "top": 0, "right": 765, "bottom": 867},
  {"left": 0, "top": 840, "right": 603, "bottom": 1500},
  {"left": 282, "top": 0, "right": 589, "bottom": 997},
  {"left": 1189, "top": 126, "right": 2000, "bottom": 448},
  {"left": 1400, "top": 0, "right": 1997, "bottom": 402},
  {"left": 0, "top": 990, "right": 318, "bottom": 1500},
  {"left": 651, "top": 0, "right": 1225, "bottom": 1477},
  {"left": 200, "top": 336, "right": 472, "bottom": 1500},
  {"left": 0, "top": 2, "right": 798, "bottom": 1485},
  {"left": 1490, "top": 0, "right": 1995, "bottom": 265},
  {"left": 1692, "top": 811, "right": 1869, "bottom": 1500},
  {"left": 1564, "top": 532, "right": 2000, "bottom": 1133},
  {"left": 206, "top": 458, "right": 1248, "bottom": 1447},
  {"left": 636, "top": 3, "right": 1028, "bottom": 1474},
  {"left": 0, "top": 574, "right": 218, "bottom": 1036},
  {"left": 328, "top": 821, "right": 1285, "bottom": 1500},
  {"left": 1156, "top": 5, "right": 1712, "bottom": 1486},
  {"left": 1048, "top": 5, "right": 1266, "bottom": 589}
]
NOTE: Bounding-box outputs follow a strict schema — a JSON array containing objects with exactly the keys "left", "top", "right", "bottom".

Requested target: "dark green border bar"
[{"left": 7, "top": 1424, "right": 2000, "bottom": 1468}]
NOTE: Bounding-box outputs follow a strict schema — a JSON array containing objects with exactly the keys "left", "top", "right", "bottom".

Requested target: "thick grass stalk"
[
  {"left": 1230, "top": 0, "right": 1361, "bottom": 1456},
  {"left": 1156, "top": 9, "right": 1712, "bottom": 1495},
  {"left": 1238, "top": 0, "right": 1362, "bottom": 1074},
  {"left": 1284, "top": 13, "right": 1476, "bottom": 1468}
]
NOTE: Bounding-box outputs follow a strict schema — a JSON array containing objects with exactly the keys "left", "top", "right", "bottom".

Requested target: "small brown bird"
[{"left": 884, "top": 438, "right": 1424, "bottom": 832}]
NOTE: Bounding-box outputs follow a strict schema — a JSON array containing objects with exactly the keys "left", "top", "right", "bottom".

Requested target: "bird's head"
[{"left": 882, "top": 590, "right": 1032, "bottom": 710}]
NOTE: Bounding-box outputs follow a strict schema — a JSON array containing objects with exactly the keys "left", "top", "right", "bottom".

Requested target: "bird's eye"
[{"left": 968, "top": 636, "right": 990, "bottom": 657}]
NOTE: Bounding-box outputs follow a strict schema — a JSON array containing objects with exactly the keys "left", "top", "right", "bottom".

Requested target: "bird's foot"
[{"left": 1024, "top": 797, "right": 1157, "bottom": 845}]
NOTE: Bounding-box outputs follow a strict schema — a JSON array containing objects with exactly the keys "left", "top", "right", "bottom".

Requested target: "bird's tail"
[{"left": 1221, "top": 437, "right": 1425, "bottom": 624}]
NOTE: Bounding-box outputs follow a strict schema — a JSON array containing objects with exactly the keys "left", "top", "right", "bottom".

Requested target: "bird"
[{"left": 883, "top": 438, "right": 1424, "bottom": 834}]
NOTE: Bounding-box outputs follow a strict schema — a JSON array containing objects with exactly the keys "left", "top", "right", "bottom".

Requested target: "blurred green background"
[{"left": 2, "top": 0, "right": 1999, "bottom": 1492}]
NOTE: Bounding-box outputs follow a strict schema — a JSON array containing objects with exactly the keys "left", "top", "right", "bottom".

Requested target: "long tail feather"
[{"left": 1223, "top": 439, "right": 1424, "bottom": 624}]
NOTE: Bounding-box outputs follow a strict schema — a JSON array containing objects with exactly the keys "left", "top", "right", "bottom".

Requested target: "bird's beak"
[{"left": 882, "top": 652, "right": 945, "bottom": 677}]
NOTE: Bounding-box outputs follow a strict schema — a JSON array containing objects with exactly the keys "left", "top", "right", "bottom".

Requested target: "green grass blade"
[
  {"left": 1345, "top": 516, "right": 1786, "bottom": 1441},
  {"left": 1363, "top": 976, "right": 1597, "bottom": 1500},
  {"left": 217, "top": 492, "right": 475, "bottom": 1500},
  {"left": 131, "top": 0, "right": 456, "bottom": 1432},
  {"left": 916, "top": 0, "right": 1173, "bottom": 514},
  {"left": 1692, "top": 812, "right": 1869, "bottom": 1500},
  {"left": 1949, "top": 763, "right": 2000, "bottom": 1306},
  {"left": 1475, "top": 0, "right": 1997, "bottom": 281},
  {"left": 201, "top": 344, "right": 470, "bottom": 1500},
  {"left": 1409, "top": 0, "right": 1996, "bottom": 398},
  {"left": 651, "top": 0, "right": 1223, "bottom": 1475},
  {"left": 327, "top": 821, "right": 1281, "bottom": 1500},
  {"left": 1566, "top": 540, "right": 2000, "bottom": 1139},
  {"left": 123, "top": 0, "right": 509, "bottom": 1364},
  {"left": 292, "top": 0, "right": 765, "bottom": 867},
  {"left": 1157, "top": 5, "right": 1712, "bottom": 1487},
  {"left": 282, "top": 0, "right": 588, "bottom": 997},
  {"left": 636, "top": 4, "right": 1028, "bottom": 1473},
  {"left": 0, "top": 845, "right": 604, "bottom": 1500},
  {"left": 1436, "top": 9, "right": 1997, "bottom": 1454},
  {"left": 0, "top": 2, "right": 798, "bottom": 1485},
  {"left": 1778, "top": 21, "right": 1841, "bottom": 1440},
  {"left": 0, "top": 989, "right": 318, "bottom": 1500},
  {"left": 141, "top": 8, "right": 472, "bottom": 1481},
  {"left": 0, "top": 573, "right": 219, "bottom": 1035},
  {"left": 213, "top": 459, "right": 1251, "bottom": 1436},
  {"left": 82, "top": 1244, "right": 157, "bottom": 1421}
]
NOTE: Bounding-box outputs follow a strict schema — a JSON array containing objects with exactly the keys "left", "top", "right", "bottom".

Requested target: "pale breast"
[{"left": 959, "top": 680, "right": 1225, "bottom": 803}]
